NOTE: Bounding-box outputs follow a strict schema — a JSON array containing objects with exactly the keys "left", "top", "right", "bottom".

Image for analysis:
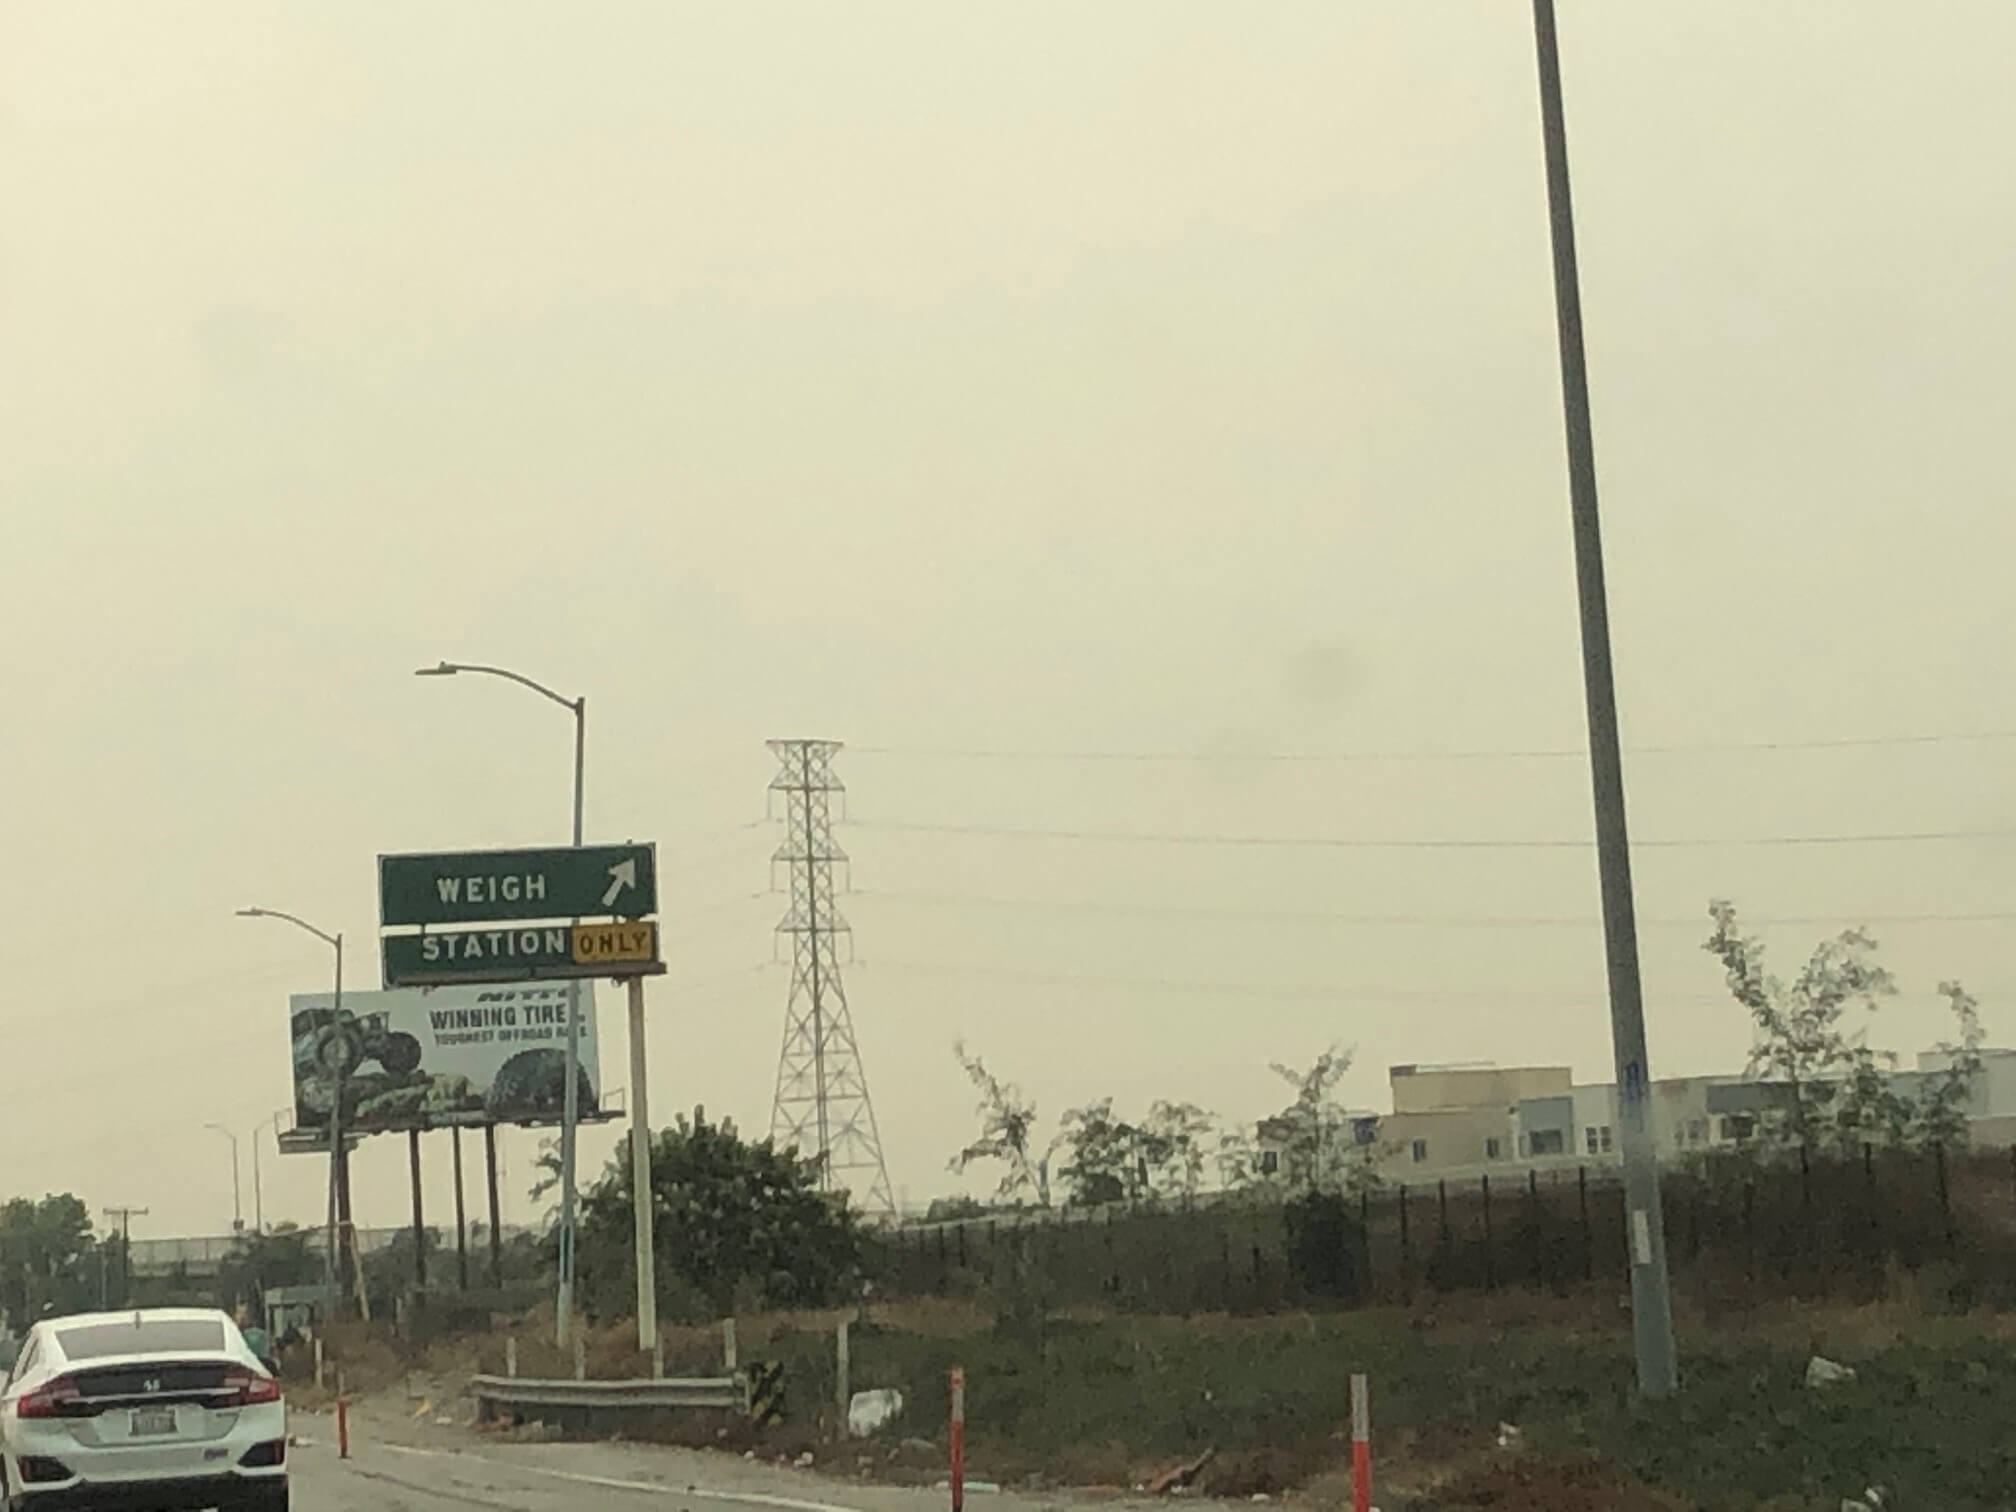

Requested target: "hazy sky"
[{"left": 3, "top": 3, "right": 2012, "bottom": 1237}]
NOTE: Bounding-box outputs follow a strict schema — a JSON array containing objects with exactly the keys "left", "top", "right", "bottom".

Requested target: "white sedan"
[{"left": 1, "top": 1307, "right": 286, "bottom": 1511}]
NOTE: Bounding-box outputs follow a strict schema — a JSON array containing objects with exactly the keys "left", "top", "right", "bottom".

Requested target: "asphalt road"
[{"left": 285, "top": 1409, "right": 1108, "bottom": 1512}]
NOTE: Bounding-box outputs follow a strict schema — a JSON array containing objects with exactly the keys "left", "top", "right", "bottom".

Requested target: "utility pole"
[
  {"left": 1530, "top": 0, "right": 1678, "bottom": 1397},
  {"left": 101, "top": 1207, "right": 148, "bottom": 1307},
  {"left": 767, "top": 740, "right": 896, "bottom": 1220}
]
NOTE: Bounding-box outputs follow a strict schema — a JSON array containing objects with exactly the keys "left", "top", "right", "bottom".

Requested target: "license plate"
[{"left": 130, "top": 1407, "right": 176, "bottom": 1436}]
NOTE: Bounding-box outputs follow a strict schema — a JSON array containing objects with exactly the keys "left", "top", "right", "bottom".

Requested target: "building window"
[
  {"left": 1688, "top": 1119, "right": 1708, "bottom": 1146},
  {"left": 1585, "top": 1126, "right": 1600, "bottom": 1156},
  {"left": 1719, "top": 1114, "right": 1755, "bottom": 1144},
  {"left": 1600, "top": 1126, "right": 1614, "bottom": 1154},
  {"left": 1411, "top": 1139, "right": 1429, "bottom": 1164},
  {"left": 1530, "top": 1129, "right": 1565, "bottom": 1157},
  {"left": 1259, "top": 1150, "right": 1279, "bottom": 1176},
  {"left": 1352, "top": 1117, "right": 1379, "bottom": 1147},
  {"left": 1486, "top": 1137, "right": 1502, "bottom": 1161}
]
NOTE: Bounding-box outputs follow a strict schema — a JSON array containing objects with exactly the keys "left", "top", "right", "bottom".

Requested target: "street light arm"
[
  {"left": 236, "top": 907, "right": 341, "bottom": 951},
  {"left": 417, "top": 661, "right": 580, "bottom": 713}
]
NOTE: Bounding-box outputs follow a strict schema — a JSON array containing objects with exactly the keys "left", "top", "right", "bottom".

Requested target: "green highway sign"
[
  {"left": 382, "top": 920, "right": 662, "bottom": 987},
  {"left": 378, "top": 843, "right": 657, "bottom": 927}
]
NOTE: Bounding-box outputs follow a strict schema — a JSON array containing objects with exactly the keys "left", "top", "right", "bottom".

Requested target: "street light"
[
  {"left": 236, "top": 906, "right": 348, "bottom": 1317},
  {"left": 203, "top": 1124, "right": 243, "bottom": 1232},
  {"left": 417, "top": 659, "right": 588, "bottom": 1348}
]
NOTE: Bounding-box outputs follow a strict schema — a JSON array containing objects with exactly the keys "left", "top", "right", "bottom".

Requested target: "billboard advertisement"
[{"left": 289, "top": 982, "right": 604, "bottom": 1136}]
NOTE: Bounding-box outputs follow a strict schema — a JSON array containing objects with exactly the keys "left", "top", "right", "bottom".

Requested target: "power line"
[
  {"left": 861, "top": 957, "right": 2015, "bottom": 1009},
  {"left": 852, "top": 817, "right": 2016, "bottom": 851},
  {"left": 850, "top": 729, "right": 2016, "bottom": 764},
  {"left": 848, "top": 887, "right": 2016, "bottom": 930}
]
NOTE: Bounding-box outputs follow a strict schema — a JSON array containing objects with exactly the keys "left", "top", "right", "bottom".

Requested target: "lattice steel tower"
[{"left": 768, "top": 739, "right": 896, "bottom": 1219}]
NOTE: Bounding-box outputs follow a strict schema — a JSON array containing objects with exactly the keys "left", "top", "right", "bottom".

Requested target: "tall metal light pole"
[
  {"left": 250, "top": 1116, "right": 273, "bottom": 1235},
  {"left": 203, "top": 1124, "right": 243, "bottom": 1232},
  {"left": 417, "top": 660, "right": 589, "bottom": 1348},
  {"left": 237, "top": 907, "right": 348, "bottom": 1318},
  {"left": 1530, "top": 0, "right": 1678, "bottom": 1396}
]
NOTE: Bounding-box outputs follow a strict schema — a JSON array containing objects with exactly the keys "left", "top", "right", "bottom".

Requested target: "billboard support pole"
[
  {"left": 452, "top": 1125, "right": 470, "bottom": 1291},
  {"left": 408, "top": 1127, "right": 428, "bottom": 1294},
  {"left": 626, "top": 973, "right": 658, "bottom": 1356},
  {"left": 485, "top": 1124, "right": 504, "bottom": 1289}
]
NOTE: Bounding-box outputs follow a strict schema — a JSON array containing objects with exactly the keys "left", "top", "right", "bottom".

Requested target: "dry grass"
[{"left": 287, "top": 1279, "right": 2016, "bottom": 1510}]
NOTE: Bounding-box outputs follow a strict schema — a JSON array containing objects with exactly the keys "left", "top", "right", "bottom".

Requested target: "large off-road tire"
[{"left": 377, "top": 1032, "right": 423, "bottom": 1077}]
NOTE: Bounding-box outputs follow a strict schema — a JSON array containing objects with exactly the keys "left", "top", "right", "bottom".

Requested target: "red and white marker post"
[
  {"left": 1349, "top": 1373, "right": 1370, "bottom": 1512},
  {"left": 948, "top": 1366, "right": 966, "bottom": 1512}
]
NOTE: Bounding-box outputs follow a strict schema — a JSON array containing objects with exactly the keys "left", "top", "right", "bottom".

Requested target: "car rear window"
[{"left": 56, "top": 1319, "right": 228, "bottom": 1361}]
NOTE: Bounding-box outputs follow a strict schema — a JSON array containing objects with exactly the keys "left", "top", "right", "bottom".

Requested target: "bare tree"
[
  {"left": 1141, "top": 1100, "right": 1217, "bottom": 1199},
  {"left": 1704, "top": 899, "right": 1896, "bottom": 1150},
  {"left": 1916, "top": 980, "right": 1986, "bottom": 1149},
  {"left": 1267, "top": 1043, "right": 1381, "bottom": 1194},
  {"left": 948, "top": 1042, "right": 1055, "bottom": 1206}
]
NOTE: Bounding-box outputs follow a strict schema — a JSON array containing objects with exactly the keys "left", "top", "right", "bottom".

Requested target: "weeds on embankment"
[{"left": 295, "top": 1281, "right": 2016, "bottom": 1511}]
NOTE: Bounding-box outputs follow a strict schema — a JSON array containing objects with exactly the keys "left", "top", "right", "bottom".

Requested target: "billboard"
[{"left": 288, "top": 983, "right": 605, "bottom": 1136}]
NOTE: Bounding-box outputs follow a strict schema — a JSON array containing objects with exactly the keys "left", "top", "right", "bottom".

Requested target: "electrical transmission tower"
[{"left": 768, "top": 739, "right": 897, "bottom": 1220}]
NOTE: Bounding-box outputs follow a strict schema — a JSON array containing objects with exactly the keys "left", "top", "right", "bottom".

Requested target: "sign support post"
[
  {"left": 626, "top": 972, "right": 658, "bottom": 1358},
  {"left": 377, "top": 836, "right": 663, "bottom": 1354}
]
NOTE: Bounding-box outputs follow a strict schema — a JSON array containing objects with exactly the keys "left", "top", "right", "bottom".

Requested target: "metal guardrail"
[{"left": 471, "top": 1374, "right": 749, "bottom": 1421}]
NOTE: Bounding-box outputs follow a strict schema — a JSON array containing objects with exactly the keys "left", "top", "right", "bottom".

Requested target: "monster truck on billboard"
[{"left": 289, "top": 983, "right": 602, "bottom": 1134}]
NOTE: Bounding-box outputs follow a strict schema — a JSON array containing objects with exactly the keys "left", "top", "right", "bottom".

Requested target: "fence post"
[
  {"left": 505, "top": 1336, "right": 517, "bottom": 1379},
  {"left": 1397, "top": 1184, "right": 1411, "bottom": 1294},
  {"left": 723, "top": 1317, "right": 738, "bottom": 1372},
  {"left": 1863, "top": 1141, "right": 1879, "bottom": 1255},
  {"left": 949, "top": 1366, "right": 967, "bottom": 1512},
  {"left": 1350, "top": 1373, "right": 1371, "bottom": 1512},
  {"left": 1688, "top": 1177, "right": 1703, "bottom": 1264},
  {"left": 1742, "top": 1178, "right": 1757, "bottom": 1286},
  {"left": 1481, "top": 1174, "right": 1495, "bottom": 1291},
  {"left": 835, "top": 1318, "right": 851, "bottom": 1435},
  {"left": 1437, "top": 1178, "right": 1450, "bottom": 1252},
  {"left": 572, "top": 1331, "right": 586, "bottom": 1383},
  {"left": 1528, "top": 1168, "right": 1544, "bottom": 1287},
  {"left": 313, "top": 1336, "right": 325, "bottom": 1392},
  {"left": 1577, "top": 1165, "right": 1592, "bottom": 1282},
  {"left": 1934, "top": 1142, "right": 1954, "bottom": 1252},
  {"left": 1357, "top": 1189, "right": 1372, "bottom": 1303}
]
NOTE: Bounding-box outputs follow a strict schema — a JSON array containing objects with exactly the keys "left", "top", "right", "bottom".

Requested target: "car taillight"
[
  {"left": 221, "top": 1369, "right": 281, "bottom": 1407},
  {"left": 16, "top": 1377, "right": 82, "bottom": 1419}
]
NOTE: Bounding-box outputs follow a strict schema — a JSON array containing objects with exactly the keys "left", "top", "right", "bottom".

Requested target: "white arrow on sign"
[{"left": 601, "top": 857, "right": 638, "bottom": 909}]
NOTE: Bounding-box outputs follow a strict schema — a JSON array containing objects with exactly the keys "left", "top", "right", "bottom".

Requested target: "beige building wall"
[
  {"left": 1373, "top": 1106, "right": 1518, "bottom": 1181},
  {"left": 1389, "top": 1064, "right": 1572, "bottom": 1115}
]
